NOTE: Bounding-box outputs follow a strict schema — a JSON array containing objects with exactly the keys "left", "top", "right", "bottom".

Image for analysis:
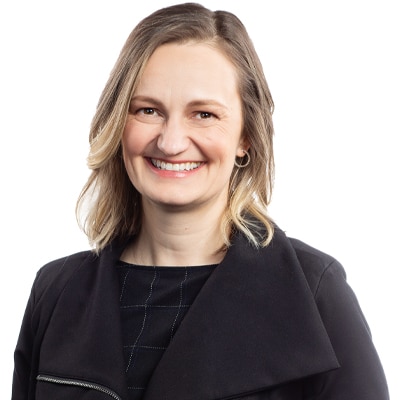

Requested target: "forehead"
[{"left": 135, "top": 42, "right": 240, "bottom": 98}]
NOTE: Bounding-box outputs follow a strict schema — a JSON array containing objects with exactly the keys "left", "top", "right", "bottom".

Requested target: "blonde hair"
[{"left": 76, "top": 3, "right": 275, "bottom": 252}]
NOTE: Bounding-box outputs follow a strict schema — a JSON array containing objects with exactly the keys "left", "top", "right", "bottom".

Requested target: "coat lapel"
[
  {"left": 143, "top": 229, "right": 339, "bottom": 400},
  {"left": 38, "top": 228, "right": 339, "bottom": 400},
  {"left": 37, "top": 240, "right": 129, "bottom": 399}
]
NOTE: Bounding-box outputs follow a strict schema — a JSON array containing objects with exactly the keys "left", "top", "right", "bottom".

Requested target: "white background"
[{"left": 1, "top": 0, "right": 398, "bottom": 398}]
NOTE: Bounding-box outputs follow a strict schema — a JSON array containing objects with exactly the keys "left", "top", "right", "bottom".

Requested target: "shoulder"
[
  {"left": 288, "top": 237, "right": 346, "bottom": 297},
  {"left": 32, "top": 250, "right": 96, "bottom": 304},
  {"left": 37, "top": 250, "right": 95, "bottom": 282}
]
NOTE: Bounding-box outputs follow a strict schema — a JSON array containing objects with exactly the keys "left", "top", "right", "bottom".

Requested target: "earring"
[{"left": 234, "top": 149, "right": 250, "bottom": 168}]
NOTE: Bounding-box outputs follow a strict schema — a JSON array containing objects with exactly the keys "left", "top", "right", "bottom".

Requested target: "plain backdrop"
[{"left": 1, "top": 0, "right": 398, "bottom": 398}]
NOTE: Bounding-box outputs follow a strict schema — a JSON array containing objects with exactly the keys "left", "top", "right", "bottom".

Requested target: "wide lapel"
[
  {"left": 143, "top": 229, "right": 339, "bottom": 400},
  {"left": 37, "top": 240, "right": 129, "bottom": 399}
]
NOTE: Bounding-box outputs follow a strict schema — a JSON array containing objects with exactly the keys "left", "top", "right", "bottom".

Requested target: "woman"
[{"left": 12, "top": 3, "right": 389, "bottom": 399}]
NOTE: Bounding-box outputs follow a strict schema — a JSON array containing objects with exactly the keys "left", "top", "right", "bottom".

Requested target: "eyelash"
[
  {"left": 138, "top": 107, "right": 158, "bottom": 116},
  {"left": 133, "top": 107, "right": 217, "bottom": 121},
  {"left": 196, "top": 111, "right": 215, "bottom": 119}
]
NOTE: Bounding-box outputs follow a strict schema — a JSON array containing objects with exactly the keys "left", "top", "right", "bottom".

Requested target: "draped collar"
[{"left": 38, "top": 228, "right": 339, "bottom": 399}]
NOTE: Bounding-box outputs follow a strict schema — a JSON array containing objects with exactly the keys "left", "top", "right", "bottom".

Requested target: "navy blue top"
[{"left": 117, "top": 261, "right": 217, "bottom": 400}]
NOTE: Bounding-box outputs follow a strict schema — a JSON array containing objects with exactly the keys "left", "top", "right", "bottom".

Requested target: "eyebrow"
[
  {"left": 187, "top": 99, "right": 228, "bottom": 110},
  {"left": 130, "top": 96, "right": 164, "bottom": 109},
  {"left": 131, "top": 95, "right": 228, "bottom": 110}
]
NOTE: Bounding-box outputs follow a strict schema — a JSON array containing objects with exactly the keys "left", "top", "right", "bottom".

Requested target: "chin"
[{"left": 148, "top": 195, "right": 197, "bottom": 209}]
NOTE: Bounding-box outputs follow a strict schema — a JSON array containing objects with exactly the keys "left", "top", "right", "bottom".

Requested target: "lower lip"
[{"left": 146, "top": 158, "right": 204, "bottom": 178}]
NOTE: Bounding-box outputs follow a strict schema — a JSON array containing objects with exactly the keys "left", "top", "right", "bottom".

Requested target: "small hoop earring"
[{"left": 234, "top": 149, "right": 250, "bottom": 168}]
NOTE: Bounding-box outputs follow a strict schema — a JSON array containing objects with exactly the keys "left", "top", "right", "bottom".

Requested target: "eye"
[
  {"left": 190, "top": 110, "right": 219, "bottom": 127},
  {"left": 139, "top": 107, "right": 157, "bottom": 116},
  {"left": 132, "top": 107, "right": 164, "bottom": 123},
  {"left": 195, "top": 111, "right": 216, "bottom": 120}
]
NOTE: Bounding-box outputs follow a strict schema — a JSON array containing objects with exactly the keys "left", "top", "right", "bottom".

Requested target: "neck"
[{"left": 121, "top": 201, "right": 227, "bottom": 266}]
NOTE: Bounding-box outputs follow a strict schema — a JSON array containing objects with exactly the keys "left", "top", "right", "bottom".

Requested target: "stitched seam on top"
[
  {"left": 121, "top": 304, "right": 191, "bottom": 309},
  {"left": 119, "top": 270, "right": 130, "bottom": 302},
  {"left": 170, "top": 268, "right": 188, "bottom": 341},
  {"left": 33, "top": 252, "right": 93, "bottom": 322},
  {"left": 125, "top": 268, "right": 157, "bottom": 373},
  {"left": 314, "top": 259, "right": 337, "bottom": 298}
]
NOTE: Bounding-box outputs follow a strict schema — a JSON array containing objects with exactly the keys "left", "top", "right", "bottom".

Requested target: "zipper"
[{"left": 36, "top": 374, "right": 122, "bottom": 400}]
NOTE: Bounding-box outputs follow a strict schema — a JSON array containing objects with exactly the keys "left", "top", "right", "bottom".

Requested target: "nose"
[{"left": 157, "top": 117, "right": 190, "bottom": 156}]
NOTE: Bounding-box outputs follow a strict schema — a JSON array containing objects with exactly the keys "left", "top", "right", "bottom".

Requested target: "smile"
[{"left": 150, "top": 159, "right": 202, "bottom": 171}]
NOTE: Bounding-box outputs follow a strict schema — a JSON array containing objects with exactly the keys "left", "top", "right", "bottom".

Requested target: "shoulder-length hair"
[{"left": 76, "top": 2, "right": 275, "bottom": 252}]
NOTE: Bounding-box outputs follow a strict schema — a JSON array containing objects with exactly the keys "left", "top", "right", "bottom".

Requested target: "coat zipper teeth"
[{"left": 36, "top": 374, "right": 122, "bottom": 400}]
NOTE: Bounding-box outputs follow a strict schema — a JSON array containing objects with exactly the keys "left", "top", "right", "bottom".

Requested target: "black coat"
[{"left": 12, "top": 228, "right": 389, "bottom": 399}]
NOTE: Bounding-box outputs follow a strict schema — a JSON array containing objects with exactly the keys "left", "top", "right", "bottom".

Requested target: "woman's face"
[{"left": 122, "top": 42, "right": 246, "bottom": 213}]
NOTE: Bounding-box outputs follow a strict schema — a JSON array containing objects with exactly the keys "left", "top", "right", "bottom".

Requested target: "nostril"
[{"left": 157, "top": 131, "right": 190, "bottom": 156}]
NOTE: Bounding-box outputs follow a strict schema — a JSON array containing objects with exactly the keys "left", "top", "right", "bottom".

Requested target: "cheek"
[
  {"left": 122, "top": 121, "right": 153, "bottom": 157},
  {"left": 121, "top": 128, "right": 136, "bottom": 159},
  {"left": 203, "top": 129, "right": 242, "bottom": 162},
  {"left": 121, "top": 127, "right": 142, "bottom": 185}
]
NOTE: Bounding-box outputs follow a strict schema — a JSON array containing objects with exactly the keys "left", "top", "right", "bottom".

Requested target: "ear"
[{"left": 236, "top": 137, "right": 250, "bottom": 157}]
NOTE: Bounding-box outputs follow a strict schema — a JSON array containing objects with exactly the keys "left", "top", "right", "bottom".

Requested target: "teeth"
[{"left": 151, "top": 159, "right": 201, "bottom": 171}]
